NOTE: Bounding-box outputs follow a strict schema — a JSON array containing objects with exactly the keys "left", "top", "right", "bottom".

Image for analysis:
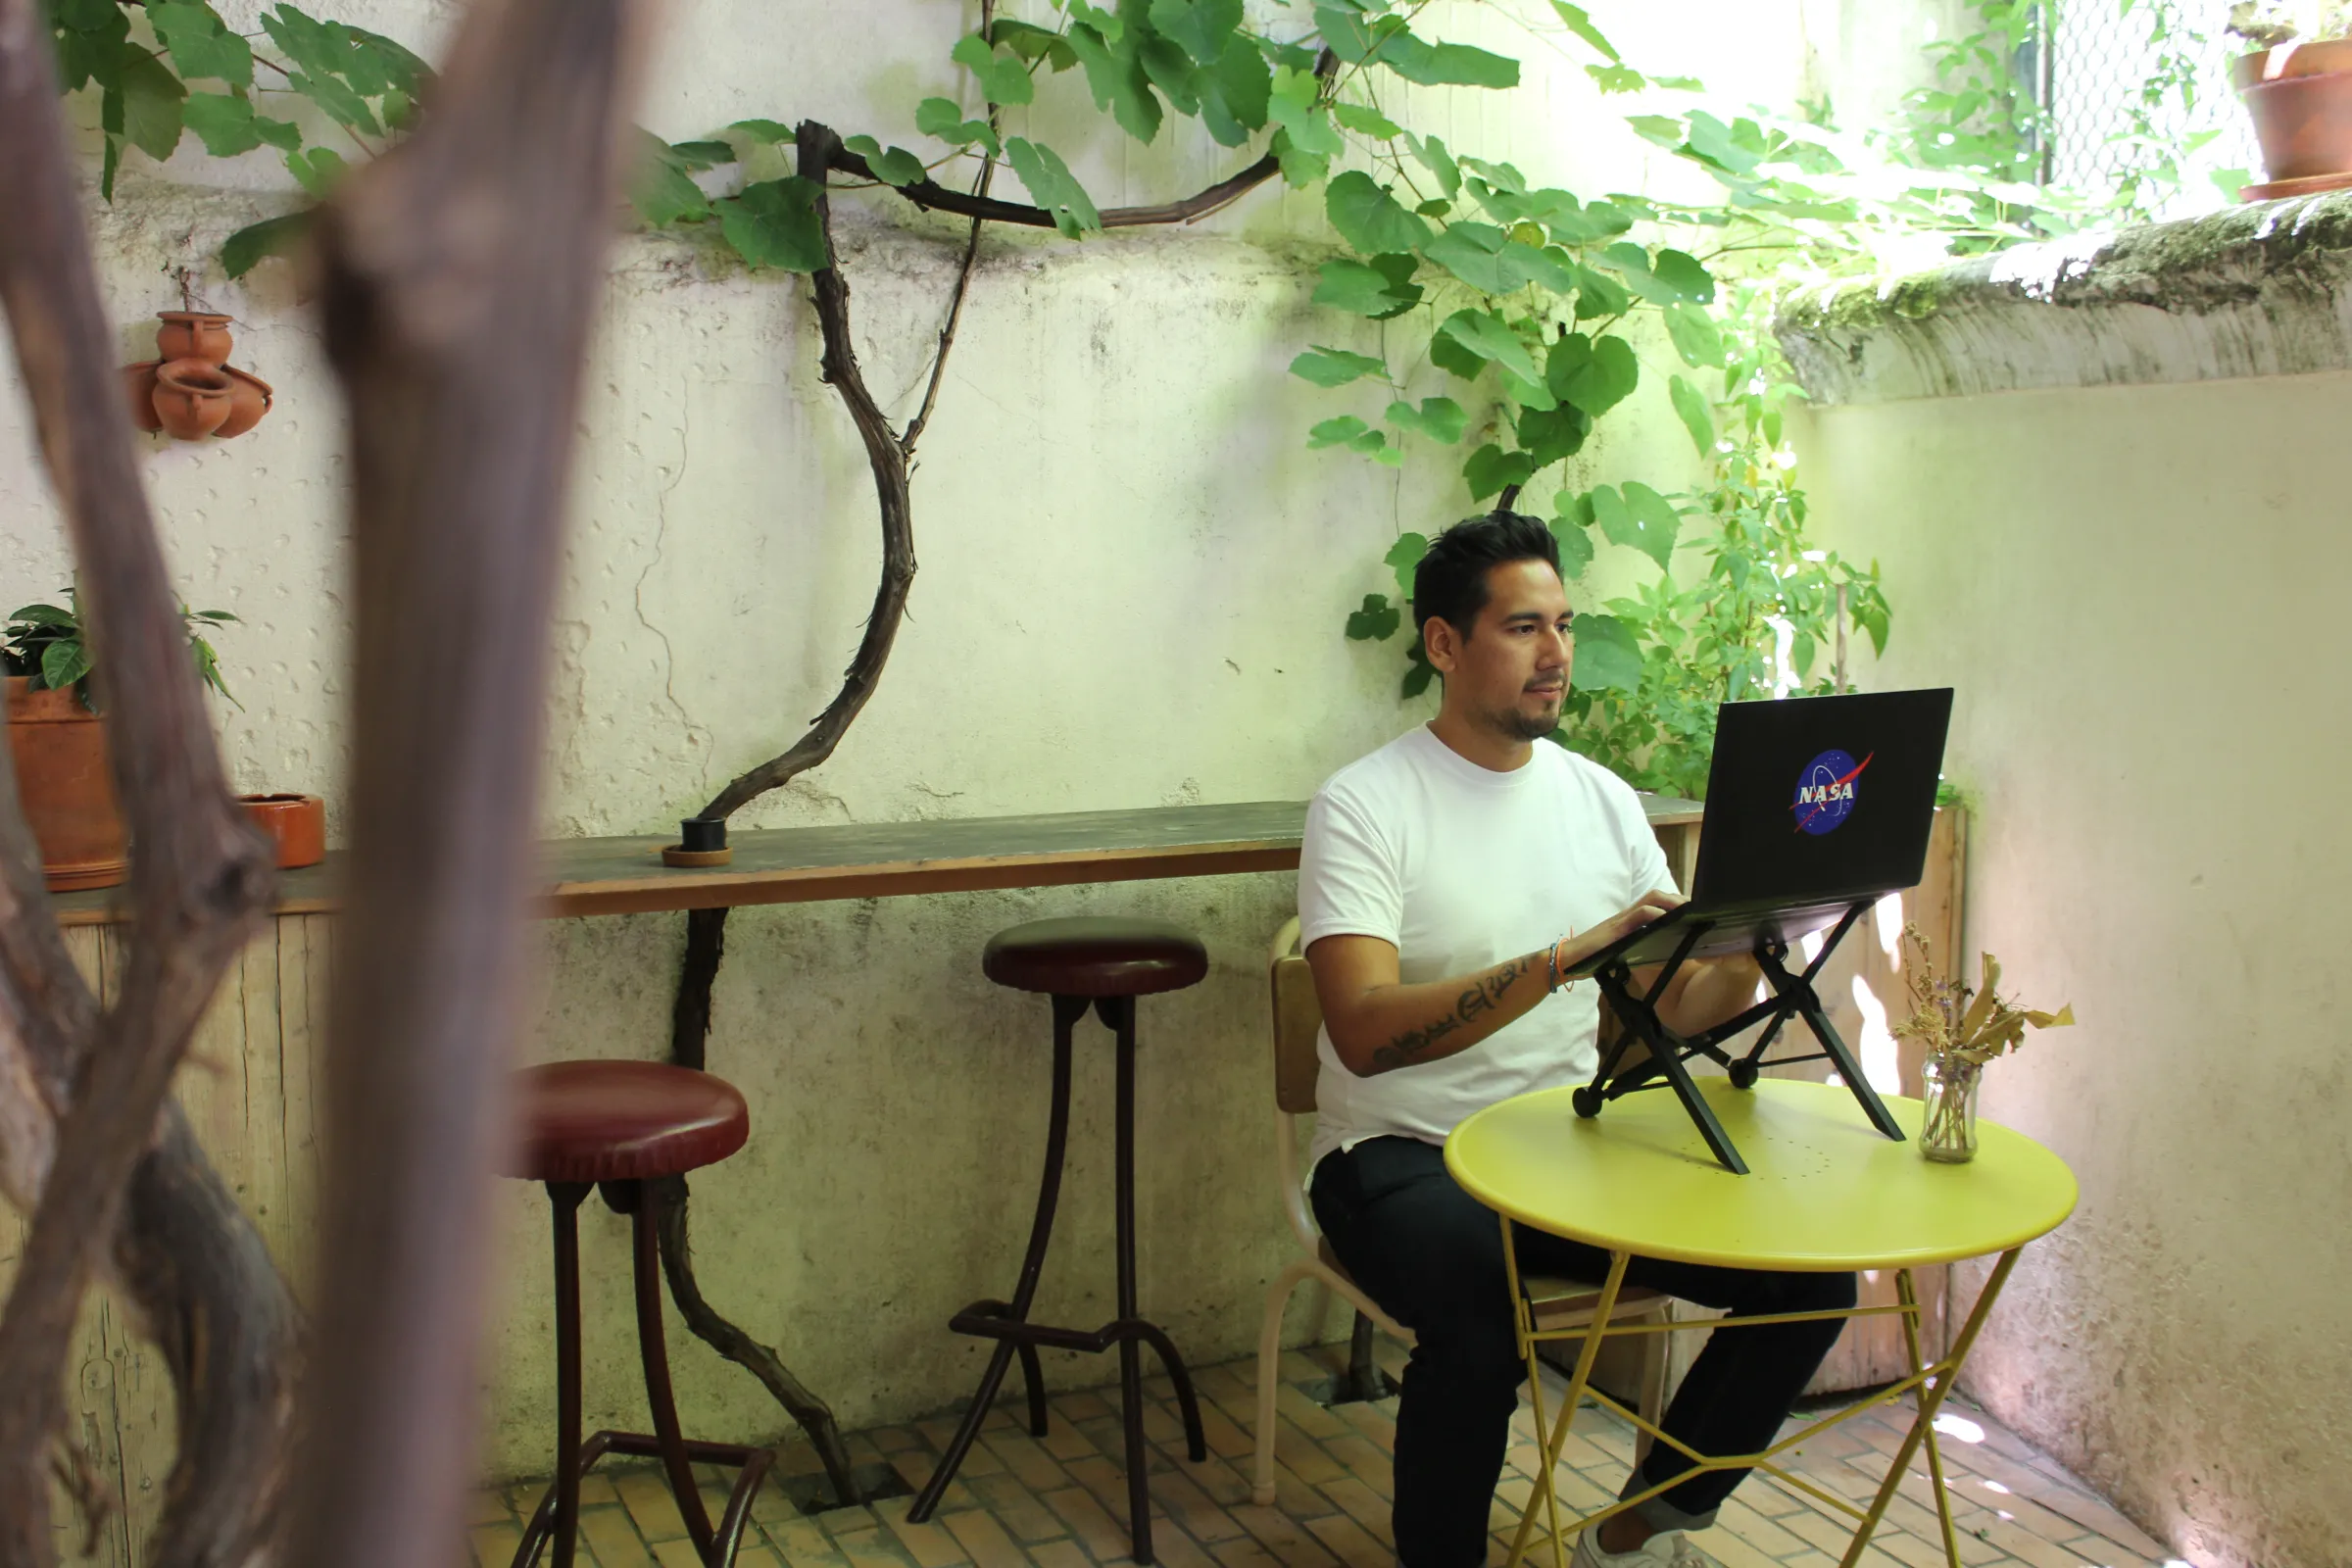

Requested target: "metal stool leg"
[
  {"left": 629, "top": 1180, "right": 719, "bottom": 1558},
  {"left": 516, "top": 1183, "right": 592, "bottom": 1568},
  {"left": 1109, "top": 998, "right": 1154, "bottom": 1564},
  {"left": 909, "top": 995, "right": 1084, "bottom": 1522}
]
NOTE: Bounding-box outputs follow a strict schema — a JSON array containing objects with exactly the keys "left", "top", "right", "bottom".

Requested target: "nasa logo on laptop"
[{"left": 1791, "top": 749, "right": 1872, "bottom": 836}]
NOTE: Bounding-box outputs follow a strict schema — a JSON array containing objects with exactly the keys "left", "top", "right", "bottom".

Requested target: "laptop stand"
[{"left": 1573, "top": 900, "right": 1906, "bottom": 1174}]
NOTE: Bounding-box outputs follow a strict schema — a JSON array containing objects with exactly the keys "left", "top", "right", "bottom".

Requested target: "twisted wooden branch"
[
  {"left": 282, "top": 0, "right": 649, "bottom": 1564},
  {"left": 0, "top": 2, "right": 280, "bottom": 1559}
]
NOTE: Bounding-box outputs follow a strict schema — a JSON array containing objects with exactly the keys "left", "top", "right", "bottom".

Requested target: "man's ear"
[{"left": 1422, "top": 615, "right": 1462, "bottom": 674}]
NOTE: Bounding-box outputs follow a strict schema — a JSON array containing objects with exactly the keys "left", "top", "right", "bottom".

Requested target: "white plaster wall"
[
  {"left": 1795, "top": 375, "right": 2352, "bottom": 1568},
  {"left": 0, "top": 0, "right": 1953, "bottom": 1483}
]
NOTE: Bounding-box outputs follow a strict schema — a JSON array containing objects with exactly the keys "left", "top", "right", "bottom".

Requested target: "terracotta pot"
[
  {"left": 215, "top": 365, "right": 273, "bottom": 439},
  {"left": 152, "top": 358, "right": 235, "bottom": 440},
  {"left": 239, "top": 792, "right": 324, "bottom": 869},
  {"left": 2232, "top": 38, "right": 2352, "bottom": 90},
  {"left": 2239, "top": 63, "right": 2352, "bottom": 184},
  {"left": 154, "top": 310, "right": 233, "bottom": 365},
  {"left": 122, "top": 360, "right": 164, "bottom": 432},
  {"left": 4, "top": 677, "right": 126, "bottom": 892}
]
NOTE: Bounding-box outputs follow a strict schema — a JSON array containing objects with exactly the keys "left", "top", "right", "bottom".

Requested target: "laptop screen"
[{"left": 1689, "top": 688, "right": 1953, "bottom": 909}]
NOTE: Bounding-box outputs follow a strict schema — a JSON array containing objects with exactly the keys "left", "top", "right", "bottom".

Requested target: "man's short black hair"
[{"left": 1411, "top": 510, "right": 1560, "bottom": 642}]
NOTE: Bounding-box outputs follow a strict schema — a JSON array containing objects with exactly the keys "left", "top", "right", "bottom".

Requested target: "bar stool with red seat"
[
  {"left": 506, "top": 1060, "right": 773, "bottom": 1568},
  {"left": 906, "top": 916, "right": 1210, "bottom": 1564}
]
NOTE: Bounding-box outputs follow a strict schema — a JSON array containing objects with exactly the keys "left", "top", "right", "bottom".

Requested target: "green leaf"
[
  {"left": 1592, "top": 482, "right": 1679, "bottom": 570},
  {"left": 717, "top": 177, "right": 827, "bottom": 271},
  {"left": 1268, "top": 94, "right": 1343, "bottom": 158},
  {"left": 1066, "top": 22, "right": 1162, "bottom": 142},
  {"left": 668, "top": 139, "right": 738, "bottom": 170},
  {"left": 1534, "top": 194, "right": 1632, "bottom": 244},
  {"left": 1420, "top": 222, "right": 1576, "bottom": 295},
  {"left": 1384, "top": 533, "right": 1428, "bottom": 596},
  {"left": 1385, "top": 396, "right": 1467, "bottom": 444},
  {"left": 1346, "top": 593, "right": 1401, "bottom": 642},
  {"left": 843, "top": 135, "right": 925, "bottom": 186},
  {"left": 1428, "top": 325, "right": 1484, "bottom": 380},
  {"left": 220, "top": 211, "right": 310, "bottom": 277},
  {"left": 1549, "top": 1, "right": 1620, "bottom": 61},
  {"left": 1149, "top": 0, "right": 1242, "bottom": 65},
  {"left": 284, "top": 145, "right": 345, "bottom": 198},
  {"left": 991, "top": 19, "right": 1079, "bottom": 70},
  {"left": 1273, "top": 129, "right": 1330, "bottom": 187},
  {"left": 1650, "top": 248, "right": 1715, "bottom": 304},
  {"left": 914, "top": 98, "right": 1002, "bottom": 157},
  {"left": 1684, "top": 111, "right": 1763, "bottom": 175},
  {"left": 1569, "top": 612, "right": 1642, "bottom": 692},
  {"left": 1197, "top": 35, "right": 1271, "bottom": 144},
  {"left": 150, "top": 3, "right": 253, "bottom": 87},
  {"left": 729, "top": 118, "right": 796, "bottom": 142},
  {"left": 1307, "top": 415, "right": 1371, "bottom": 449},
  {"left": 183, "top": 91, "right": 260, "bottom": 156},
  {"left": 1332, "top": 101, "right": 1401, "bottom": 139},
  {"left": 8, "top": 604, "right": 73, "bottom": 626},
  {"left": 1401, "top": 643, "right": 1436, "bottom": 699},
  {"left": 1324, "top": 171, "right": 1431, "bottom": 257},
  {"left": 1571, "top": 264, "right": 1630, "bottom": 319},
  {"left": 1004, "top": 137, "right": 1100, "bottom": 238},
  {"left": 120, "top": 48, "right": 186, "bottom": 162},
  {"left": 1464, "top": 443, "right": 1535, "bottom": 502},
  {"left": 1290, "top": 345, "right": 1388, "bottom": 388},
  {"left": 1547, "top": 513, "right": 1595, "bottom": 579},
  {"left": 1668, "top": 374, "right": 1715, "bottom": 455},
  {"left": 1377, "top": 36, "right": 1520, "bottom": 88},
  {"left": 1662, "top": 304, "right": 1723, "bottom": 368},
  {"left": 1436, "top": 309, "right": 1539, "bottom": 386},
  {"left": 632, "top": 149, "right": 711, "bottom": 227},
  {"left": 53, "top": 2, "right": 130, "bottom": 94},
  {"left": 40, "top": 638, "right": 90, "bottom": 693},
  {"left": 952, "top": 33, "right": 1036, "bottom": 106},
  {"left": 1139, "top": 35, "right": 1201, "bottom": 116},
  {"left": 100, "top": 93, "right": 121, "bottom": 202},
  {"left": 1513, "top": 403, "right": 1590, "bottom": 467},
  {"left": 1406, "top": 132, "right": 1459, "bottom": 199},
  {"left": 1546, "top": 332, "right": 1638, "bottom": 416},
  {"left": 1586, "top": 62, "right": 1644, "bottom": 93},
  {"left": 1311, "top": 256, "right": 1421, "bottom": 319}
]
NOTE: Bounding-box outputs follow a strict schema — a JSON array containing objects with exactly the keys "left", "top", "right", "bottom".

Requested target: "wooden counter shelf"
[{"left": 45, "top": 793, "right": 1709, "bottom": 926}]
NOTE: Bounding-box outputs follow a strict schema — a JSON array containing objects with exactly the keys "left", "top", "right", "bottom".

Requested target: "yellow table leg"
[
  {"left": 1501, "top": 1218, "right": 1628, "bottom": 1568},
  {"left": 1896, "top": 1269, "right": 1962, "bottom": 1566},
  {"left": 1838, "top": 1249, "right": 2023, "bottom": 1568}
]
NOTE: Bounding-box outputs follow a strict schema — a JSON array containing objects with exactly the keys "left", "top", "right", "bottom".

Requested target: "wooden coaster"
[
  {"left": 661, "top": 845, "right": 734, "bottom": 867},
  {"left": 2241, "top": 171, "right": 2352, "bottom": 202}
]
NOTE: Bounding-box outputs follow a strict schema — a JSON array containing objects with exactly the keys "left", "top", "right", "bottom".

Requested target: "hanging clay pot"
[
  {"left": 122, "top": 360, "right": 164, "bottom": 432},
  {"left": 152, "top": 359, "right": 235, "bottom": 440},
  {"left": 214, "top": 365, "right": 273, "bottom": 438},
  {"left": 154, "top": 310, "right": 233, "bottom": 365},
  {"left": 238, "top": 792, "right": 324, "bottom": 869},
  {"left": 4, "top": 677, "right": 126, "bottom": 892}
]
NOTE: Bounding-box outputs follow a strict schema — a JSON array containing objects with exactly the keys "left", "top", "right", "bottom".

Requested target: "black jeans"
[{"left": 1310, "top": 1136, "right": 1854, "bottom": 1568}]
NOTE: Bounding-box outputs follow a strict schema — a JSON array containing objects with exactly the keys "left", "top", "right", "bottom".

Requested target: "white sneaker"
[{"left": 1566, "top": 1526, "right": 1714, "bottom": 1568}]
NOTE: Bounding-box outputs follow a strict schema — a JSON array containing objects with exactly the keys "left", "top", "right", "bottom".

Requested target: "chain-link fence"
[{"left": 2043, "top": 0, "right": 2260, "bottom": 196}]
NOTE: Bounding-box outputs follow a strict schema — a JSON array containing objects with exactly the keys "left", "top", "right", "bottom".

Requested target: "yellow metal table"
[{"left": 1445, "top": 1077, "right": 2077, "bottom": 1568}]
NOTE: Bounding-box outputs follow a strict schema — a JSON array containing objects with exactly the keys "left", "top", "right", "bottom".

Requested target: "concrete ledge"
[{"left": 1774, "top": 190, "right": 2352, "bottom": 404}]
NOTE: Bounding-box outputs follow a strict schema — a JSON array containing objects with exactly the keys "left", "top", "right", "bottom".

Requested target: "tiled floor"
[{"left": 466, "top": 1345, "right": 2176, "bottom": 1568}]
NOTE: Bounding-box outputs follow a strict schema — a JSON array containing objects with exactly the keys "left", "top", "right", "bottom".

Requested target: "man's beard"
[{"left": 1480, "top": 695, "right": 1560, "bottom": 743}]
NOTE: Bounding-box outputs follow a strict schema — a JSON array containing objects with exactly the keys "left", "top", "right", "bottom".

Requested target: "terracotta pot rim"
[
  {"left": 5, "top": 676, "right": 97, "bottom": 722},
  {"left": 155, "top": 309, "right": 233, "bottom": 325},
  {"left": 220, "top": 364, "right": 273, "bottom": 395},
  {"left": 238, "top": 792, "right": 318, "bottom": 805},
  {"left": 156, "top": 359, "right": 234, "bottom": 393},
  {"left": 2235, "top": 39, "right": 2352, "bottom": 88}
]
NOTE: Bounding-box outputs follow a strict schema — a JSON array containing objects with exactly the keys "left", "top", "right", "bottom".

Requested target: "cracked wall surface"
[{"left": 0, "top": 0, "right": 1970, "bottom": 1509}]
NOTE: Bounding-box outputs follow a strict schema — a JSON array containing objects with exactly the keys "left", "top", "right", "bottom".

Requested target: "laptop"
[{"left": 1569, "top": 687, "right": 1954, "bottom": 976}]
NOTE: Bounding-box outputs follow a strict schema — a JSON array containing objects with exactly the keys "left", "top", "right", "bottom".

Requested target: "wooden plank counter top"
[{"left": 49, "top": 792, "right": 1705, "bottom": 926}]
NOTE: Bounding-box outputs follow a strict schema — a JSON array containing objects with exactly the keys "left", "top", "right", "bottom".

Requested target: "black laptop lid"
[{"left": 1689, "top": 688, "right": 1953, "bottom": 908}]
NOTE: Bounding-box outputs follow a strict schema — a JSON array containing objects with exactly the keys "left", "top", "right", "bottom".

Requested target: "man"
[{"left": 1299, "top": 512, "right": 1855, "bottom": 1568}]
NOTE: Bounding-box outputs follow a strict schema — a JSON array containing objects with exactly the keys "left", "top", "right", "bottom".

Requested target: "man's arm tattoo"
[{"left": 1367, "top": 956, "right": 1535, "bottom": 1073}]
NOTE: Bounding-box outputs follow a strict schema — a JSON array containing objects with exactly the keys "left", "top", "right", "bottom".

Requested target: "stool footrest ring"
[{"left": 510, "top": 1430, "right": 773, "bottom": 1568}]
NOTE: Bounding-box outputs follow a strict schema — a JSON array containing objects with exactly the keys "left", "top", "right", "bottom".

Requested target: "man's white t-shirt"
[{"left": 1298, "top": 725, "right": 1674, "bottom": 1174}]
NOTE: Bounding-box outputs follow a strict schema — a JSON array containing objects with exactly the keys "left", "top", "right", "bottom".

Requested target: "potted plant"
[
  {"left": 1889, "top": 924, "right": 2075, "bottom": 1162},
  {"left": 2230, "top": 2, "right": 2352, "bottom": 196},
  {"left": 3, "top": 591, "right": 239, "bottom": 891}
]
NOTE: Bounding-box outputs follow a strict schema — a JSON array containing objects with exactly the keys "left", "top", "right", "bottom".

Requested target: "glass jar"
[{"left": 1919, "top": 1056, "right": 1983, "bottom": 1163}]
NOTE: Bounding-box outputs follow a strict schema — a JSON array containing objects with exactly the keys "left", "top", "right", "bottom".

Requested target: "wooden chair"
[{"left": 1250, "top": 917, "right": 1673, "bottom": 1506}]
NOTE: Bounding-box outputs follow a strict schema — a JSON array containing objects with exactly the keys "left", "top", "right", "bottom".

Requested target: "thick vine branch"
[
  {"left": 0, "top": 1, "right": 279, "bottom": 1558},
  {"left": 838, "top": 146, "right": 1281, "bottom": 231},
  {"left": 282, "top": 0, "right": 649, "bottom": 1564},
  {"left": 696, "top": 121, "right": 918, "bottom": 823}
]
